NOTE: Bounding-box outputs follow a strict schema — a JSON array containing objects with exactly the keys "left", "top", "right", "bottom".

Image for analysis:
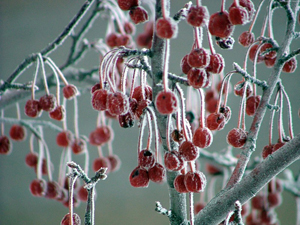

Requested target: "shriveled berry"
[
  {"left": 208, "top": 11, "right": 234, "bottom": 38},
  {"left": 129, "top": 6, "right": 148, "bottom": 24},
  {"left": 237, "top": 0, "right": 255, "bottom": 21},
  {"left": 164, "top": 150, "right": 184, "bottom": 171},
  {"left": 174, "top": 174, "right": 189, "bottom": 193},
  {"left": 206, "top": 112, "right": 226, "bottom": 131},
  {"left": 156, "top": 17, "right": 178, "bottom": 39},
  {"left": 184, "top": 171, "right": 206, "bottom": 192},
  {"left": 193, "top": 127, "right": 213, "bottom": 148},
  {"left": 282, "top": 57, "right": 297, "bottom": 73},
  {"left": 9, "top": 124, "right": 26, "bottom": 141},
  {"left": 227, "top": 128, "right": 247, "bottom": 148},
  {"left": 129, "top": 166, "right": 149, "bottom": 188},
  {"left": 107, "top": 154, "right": 121, "bottom": 172},
  {"left": 246, "top": 95, "right": 261, "bottom": 116},
  {"left": 49, "top": 105, "right": 65, "bottom": 121},
  {"left": 24, "top": 99, "right": 42, "bottom": 118},
  {"left": 238, "top": 31, "right": 255, "bottom": 47},
  {"left": 138, "top": 149, "right": 156, "bottom": 168},
  {"left": 155, "top": 91, "right": 178, "bottom": 115},
  {"left": 187, "top": 6, "right": 209, "bottom": 27},
  {"left": 91, "top": 89, "right": 108, "bottom": 111},
  {"left": 60, "top": 213, "right": 81, "bottom": 225},
  {"left": 216, "top": 36, "right": 235, "bottom": 49},
  {"left": 187, "top": 68, "right": 208, "bottom": 89},
  {"left": 106, "top": 92, "right": 129, "bottom": 116},
  {"left": 179, "top": 141, "right": 199, "bottom": 161},
  {"left": 63, "top": 84, "right": 78, "bottom": 99},
  {"left": 39, "top": 94, "right": 56, "bottom": 112},
  {"left": 135, "top": 99, "right": 150, "bottom": 118},
  {"left": 148, "top": 163, "right": 166, "bottom": 183},
  {"left": 30, "top": 179, "right": 46, "bottom": 197},
  {"left": 0, "top": 135, "right": 11, "bottom": 155},
  {"left": 118, "top": 111, "right": 135, "bottom": 128},
  {"left": 171, "top": 129, "right": 184, "bottom": 143},
  {"left": 25, "top": 152, "right": 38, "bottom": 167},
  {"left": 71, "top": 138, "right": 86, "bottom": 154},
  {"left": 56, "top": 130, "right": 72, "bottom": 147},
  {"left": 206, "top": 53, "right": 224, "bottom": 74},
  {"left": 89, "top": 126, "right": 113, "bottom": 146},
  {"left": 93, "top": 157, "right": 111, "bottom": 173},
  {"left": 188, "top": 48, "right": 210, "bottom": 68},
  {"left": 117, "top": 0, "right": 139, "bottom": 11},
  {"left": 229, "top": 5, "right": 249, "bottom": 25}
]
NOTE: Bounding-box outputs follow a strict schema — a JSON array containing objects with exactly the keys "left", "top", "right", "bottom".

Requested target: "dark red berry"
[
  {"left": 91, "top": 89, "right": 108, "bottom": 111},
  {"left": 25, "top": 152, "right": 38, "bottom": 167},
  {"left": 148, "top": 163, "right": 166, "bottom": 183},
  {"left": 49, "top": 105, "right": 65, "bottom": 121},
  {"left": 187, "top": 68, "right": 208, "bottom": 89},
  {"left": 193, "top": 127, "right": 213, "bottom": 148},
  {"left": 187, "top": 6, "right": 209, "bottom": 27},
  {"left": 206, "top": 98, "right": 218, "bottom": 114},
  {"left": 106, "top": 33, "right": 119, "bottom": 48},
  {"left": 78, "top": 185, "right": 88, "bottom": 202},
  {"left": 171, "top": 129, "right": 184, "bottom": 143},
  {"left": 56, "top": 130, "right": 72, "bottom": 147},
  {"left": 219, "top": 105, "right": 232, "bottom": 122},
  {"left": 24, "top": 99, "right": 42, "bottom": 118},
  {"left": 206, "top": 112, "right": 226, "bottom": 131},
  {"left": 135, "top": 99, "right": 150, "bottom": 118},
  {"left": 71, "top": 138, "right": 86, "bottom": 154},
  {"left": 45, "top": 181, "right": 60, "bottom": 199},
  {"left": 188, "top": 48, "right": 210, "bottom": 68},
  {"left": 117, "top": 0, "right": 139, "bottom": 11},
  {"left": 227, "top": 128, "right": 247, "bottom": 148},
  {"left": 106, "top": 92, "right": 129, "bottom": 116},
  {"left": 249, "top": 44, "right": 264, "bottom": 63},
  {"left": 228, "top": 5, "right": 249, "bottom": 25},
  {"left": 174, "top": 174, "right": 189, "bottom": 193},
  {"left": 9, "top": 124, "right": 26, "bottom": 141},
  {"left": 129, "top": 166, "right": 149, "bottom": 188},
  {"left": 107, "top": 154, "right": 121, "bottom": 172},
  {"left": 262, "top": 144, "right": 274, "bottom": 159},
  {"left": 268, "top": 192, "right": 282, "bottom": 208},
  {"left": 179, "top": 141, "right": 199, "bottom": 161},
  {"left": 156, "top": 17, "right": 178, "bottom": 39},
  {"left": 116, "top": 34, "right": 131, "bottom": 47},
  {"left": 0, "top": 135, "right": 11, "bottom": 155},
  {"left": 208, "top": 11, "right": 234, "bottom": 38},
  {"left": 264, "top": 56, "right": 277, "bottom": 68},
  {"left": 237, "top": 0, "right": 255, "bottom": 21},
  {"left": 138, "top": 149, "right": 156, "bottom": 168},
  {"left": 63, "top": 84, "right": 78, "bottom": 99},
  {"left": 234, "top": 80, "right": 253, "bottom": 97},
  {"left": 282, "top": 57, "right": 297, "bottom": 73},
  {"left": 30, "top": 179, "right": 46, "bottom": 197},
  {"left": 238, "top": 31, "right": 255, "bottom": 47},
  {"left": 129, "top": 6, "right": 148, "bottom": 24},
  {"left": 164, "top": 150, "right": 184, "bottom": 171},
  {"left": 260, "top": 43, "right": 276, "bottom": 59},
  {"left": 155, "top": 91, "right": 178, "bottom": 115},
  {"left": 132, "top": 85, "right": 152, "bottom": 102},
  {"left": 184, "top": 171, "right": 206, "bottom": 193},
  {"left": 39, "top": 94, "right": 56, "bottom": 112},
  {"left": 246, "top": 95, "right": 261, "bottom": 116},
  {"left": 93, "top": 157, "right": 111, "bottom": 173},
  {"left": 60, "top": 213, "right": 81, "bottom": 225},
  {"left": 194, "top": 202, "right": 206, "bottom": 214},
  {"left": 89, "top": 126, "right": 113, "bottom": 146},
  {"left": 206, "top": 53, "right": 225, "bottom": 74},
  {"left": 118, "top": 110, "right": 135, "bottom": 128}
]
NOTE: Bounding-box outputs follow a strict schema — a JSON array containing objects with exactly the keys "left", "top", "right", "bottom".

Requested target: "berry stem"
[
  {"left": 84, "top": 148, "right": 90, "bottom": 176},
  {"left": 166, "top": 114, "right": 172, "bottom": 151},
  {"left": 40, "top": 128, "right": 53, "bottom": 181},
  {"left": 31, "top": 59, "right": 40, "bottom": 100},
  {"left": 268, "top": 0, "right": 275, "bottom": 39},
  {"left": 206, "top": 26, "right": 215, "bottom": 55},
  {"left": 104, "top": 3, "right": 125, "bottom": 35},
  {"left": 138, "top": 115, "right": 146, "bottom": 159},
  {"left": 62, "top": 98, "right": 68, "bottom": 131},
  {"left": 146, "top": 107, "right": 160, "bottom": 161},
  {"left": 196, "top": 0, "right": 201, "bottom": 7},
  {"left": 269, "top": 90, "right": 279, "bottom": 145},
  {"left": 176, "top": 84, "right": 189, "bottom": 141},
  {"left": 97, "top": 146, "right": 103, "bottom": 158},
  {"left": 281, "top": 85, "right": 294, "bottom": 139},
  {"left": 248, "top": 0, "right": 265, "bottom": 33},
  {"left": 197, "top": 89, "right": 205, "bottom": 128},
  {"left": 46, "top": 57, "right": 69, "bottom": 85},
  {"left": 278, "top": 90, "right": 284, "bottom": 143},
  {"left": 221, "top": 0, "right": 225, "bottom": 12},
  {"left": 37, "top": 137, "right": 44, "bottom": 180},
  {"left": 194, "top": 27, "right": 203, "bottom": 49},
  {"left": 58, "top": 148, "right": 67, "bottom": 187},
  {"left": 73, "top": 96, "right": 79, "bottom": 139},
  {"left": 68, "top": 174, "right": 79, "bottom": 225},
  {"left": 163, "top": 39, "right": 170, "bottom": 91},
  {"left": 129, "top": 65, "right": 138, "bottom": 98},
  {"left": 189, "top": 192, "right": 194, "bottom": 225},
  {"left": 29, "top": 134, "right": 35, "bottom": 154},
  {"left": 37, "top": 53, "right": 50, "bottom": 95},
  {"left": 208, "top": 177, "right": 216, "bottom": 201},
  {"left": 15, "top": 102, "right": 21, "bottom": 120},
  {"left": 46, "top": 60, "right": 61, "bottom": 106},
  {"left": 216, "top": 71, "right": 235, "bottom": 111},
  {"left": 146, "top": 111, "right": 153, "bottom": 150},
  {"left": 161, "top": 0, "right": 166, "bottom": 18}
]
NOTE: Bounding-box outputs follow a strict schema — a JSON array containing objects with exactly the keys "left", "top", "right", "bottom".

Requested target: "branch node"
[{"left": 155, "top": 201, "right": 172, "bottom": 218}]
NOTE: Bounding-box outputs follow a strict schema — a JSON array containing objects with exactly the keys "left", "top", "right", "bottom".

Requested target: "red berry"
[
  {"left": 25, "top": 152, "right": 38, "bottom": 167},
  {"left": 262, "top": 144, "right": 274, "bottom": 159},
  {"left": 264, "top": 57, "right": 276, "bottom": 68},
  {"left": 124, "top": 22, "right": 135, "bottom": 34},
  {"left": 71, "top": 138, "right": 86, "bottom": 154},
  {"left": 249, "top": 44, "right": 264, "bottom": 63},
  {"left": 171, "top": 129, "right": 184, "bottom": 143},
  {"left": 129, "top": 166, "right": 149, "bottom": 188},
  {"left": 93, "top": 157, "right": 111, "bottom": 173},
  {"left": 227, "top": 128, "right": 247, "bottom": 148},
  {"left": 63, "top": 84, "right": 78, "bottom": 99},
  {"left": 237, "top": 0, "right": 255, "bottom": 21},
  {"left": 156, "top": 17, "right": 178, "bottom": 39},
  {"left": 136, "top": 32, "right": 153, "bottom": 48},
  {"left": 118, "top": 111, "right": 135, "bottom": 128},
  {"left": 260, "top": 43, "right": 277, "bottom": 59},
  {"left": 268, "top": 192, "right": 282, "bottom": 208},
  {"left": 206, "top": 112, "right": 226, "bottom": 131},
  {"left": 91, "top": 83, "right": 101, "bottom": 94},
  {"left": 188, "top": 48, "right": 210, "bottom": 68},
  {"left": 181, "top": 54, "right": 192, "bottom": 74},
  {"left": 60, "top": 213, "right": 81, "bottom": 225},
  {"left": 129, "top": 6, "right": 148, "bottom": 24},
  {"left": 187, "top": 6, "right": 209, "bottom": 27},
  {"left": 206, "top": 53, "right": 225, "bottom": 74},
  {"left": 148, "top": 163, "right": 166, "bottom": 183},
  {"left": 49, "top": 105, "right": 65, "bottom": 121},
  {"left": 282, "top": 57, "right": 297, "bottom": 73},
  {"left": 164, "top": 150, "right": 184, "bottom": 171},
  {"left": 228, "top": 5, "right": 249, "bottom": 25},
  {"left": 0, "top": 135, "right": 11, "bottom": 155},
  {"left": 174, "top": 174, "right": 189, "bottom": 193},
  {"left": 187, "top": 68, "right": 208, "bottom": 89},
  {"left": 91, "top": 89, "right": 108, "bottom": 111},
  {"left": 134, "top": 99, "right": 150, "bottom": 118},
  {"left": 116, "top": 34, "right": 131, "bottom": 47},
  {"left": 206, "top": 98, "right": 218, "bottom": 114},
  {"left": 107, "top": 154, "right": 121, "bottom": 172},
  {"left": 193, "top": 127, "right": 213, "bottom": 148},
  {"left": 117, "top": 0, "right": 139, "bottom": 11},
  {"left": 106, "top": 92, "right": 129, "bottom": 116},
  {"left": 56, "top": 130, "right": 72, "bottom": 147},
  {"left": 155, "top": 91, "right": 178, "bottom": 115},
  {"left": 179, "top": 141, "right": 199, "bottom": 161},
  {"left": 30, "top": 179, "right": 46, "bottom": 197},
  {"left": 184, "top": 171, "right": 206, "bottom": 192},
  {"left": 78, "top": 185, "right": 88, "bottom": 202},
  {"left": 45, "top": 181, "right": 60, "bottom": 199},
  {"left": 132, "top": 85, "right": 152, "bottom": 102},
  {"left": 251, "top": 195, "right": 265, "bottom": 210},
  {"left": 273, "top": 142, "right": 285, "bottom": 152},
  {"left": 238, "top": 31, "right": 255, "bottom": 47},
  {"left": 194, "top": 202, "right": 206, "bottom": 214},
  {"left": 89, "top": 126, "right": 113, "bottom": 146},
  {"left": 9, "top": 124, "right": 26, "bottom": 141},
  {"left": 234, "top": 80, "right": 253, "bottom": 97},
  {"left": 106, "top": 33, "right": 119, "bottom": 48},
  {"left": 138, "top": 149, "right": 156, "bottom": 168},
  {"left": 208, "top": 11, "right": 234, "bottom": 38},
  {"left": 205, "top": 163, "right": 223, "bottom": 175},
  {"left": 246, "top": 95, "right": 261, "bottom": 116},
  {"left": 219, "top": 105, "right": 232, "bottom": 123},
  {"left": 24, "top": 99, "right": 42, "bottom": 118},
  {"left": 39, "top": 94, "right": 56, "bottom": 112}
]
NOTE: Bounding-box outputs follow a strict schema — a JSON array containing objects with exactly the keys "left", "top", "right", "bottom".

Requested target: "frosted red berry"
[
  {"left": 206, "top": 53, "right": 224, "bottom": 74},
  {"left": 25, "top": 152, "right": 38, "bottom": 167},
  {"left": 89, "top": 126, "right": 113, "bottom": 146},
  {"left": 186, "top": 6, "right": 209, "bottom": 27},
  {"left": 208, "top": 11, "right": 234, "bottom": 38},
  {"left": 171, "top": 129, "right": 184, "bottom": 143},
  {"left": 118, "top": 111, "right": 135, "bottom": 128},
  {"left": 106, "top": 91, "right": 129, "bottom": 116},
  {"left": 174, "top": 174, "right": 189, "bottom": 193},
  {"left": 148, "top": 163, "right": 166, "bottom": 183},
  {"left": 63, "top": 84, "right": 78, "bottom": 100},
  {"left": 132, "top": 85, "right": 152, "bottom": 102},
  {"left": 188, "top": 48, "right": 210, "bottom": 68},
  {"left": 155, "top": 91, "right": 178, "bottom": 115},
  {"left": 45, "top": 181, "right": 60, "bottom": 199},
  {"left": 24, "top": 99, "right": 42, "bottom": 118},
  {"left": 265, "top": 56, "right": 277, "bottom": 68},
  {"left": 60, "top": 213, "right": 81, "bottom": 225},
  {"left": 156, "top": 17, "right": 178, "bottom": 39},
  {"left": 193, "top": 127, "right": 213, "bottom": 148},
  {"left": 39, "top": 94, "right": 56, "bottom": 112},
  {"left": 71, "top": 138, "right": 86, "bottom": 154},
  {"left": 184, "top": 171, "right": 206, "bottom": 193},
  {"left": 93, "top": 157, "right": 111, "bottom": 173},
  {"left": 179, "top": 141, "right": 199, "bottom": 161},
  {"left": 219, "top": 105, "right": 231, "bottom": 123},
  {"left": 260, "top": 43, "right": 276, "bottom": 59},
  {"left": 229, "top": 5, "right": 249, "bottom": 25},
  {"left": 117, "top": 0, "right": 139, "bottom": 11},
  {"left": 0, "top": 135, "right": 11, "bottom": 155},
  {"left": 9, "top": 124, "right": 26, "bottom": 141},
  {"left": 206, "top": 112, "right": 226, "bottom": 131},
  {"left": 234, "top": 80, "right": 253, "bottom": 97},
  {"left": 249, "top": 44, "right": 264, "bottom": 63},
  {"left": 91, "top": 89, "right": 108, "bottom": 111},
  {"left": 107, "top": 154, "right": 121, "bottom": 172},
  {"left": 238, "top": 31, "right": 255, "bottom": 47},
  {"left": 237, "top": 0, "right": 255, "bottom": 21},
  {"left": 30, "top": 179, "right": 46, "bottom": 197},
  {"left": 129, "top": 166, "right": 149, "bottom": 188},
  {"left": 56, "top": 130, "right": 72, "bottom": 147},
  {"left": 181, "top": 54, "right": 192, "bottom": 74},
  {"left": 187, "top": 68, "right": 208, "bottom": 89},
  {"left": 164, "top": 150, "right": 184, "bottom": 171},
  {"left": 129, "top": 6, "right": 148, "bottom": 24},
  {"left": 227, "top": 128, "right": 247, "bottom": 148},
  {"left": 49, "top": 105, "right": 65, "bottom": 121},
  {"left": 282, "top": 57, "right": 297, "bottom": 73},
  {"left": 246, "top": 95, "right": 261, "bottom": 116},
  {"left": 138, "top": 149, "right": 156, "bottom": 168}
]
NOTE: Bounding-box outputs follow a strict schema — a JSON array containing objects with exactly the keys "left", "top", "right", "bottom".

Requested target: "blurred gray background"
[{"left": 0, "top": 0, "right": 299, "bottom": 224}]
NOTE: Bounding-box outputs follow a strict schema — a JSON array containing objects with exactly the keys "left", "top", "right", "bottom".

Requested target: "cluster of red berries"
[
  {"left": 136, "top": 21, "right": 154, "bottom": 49},
  {"left": 117, "top": 0, "right": 148, "bottom": 25},
  {"left": 56, "top": 130, "right": 87, "bottom": 155},
  {"left": 93, "top": 154, "right": 121, "bottom": 174}
]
